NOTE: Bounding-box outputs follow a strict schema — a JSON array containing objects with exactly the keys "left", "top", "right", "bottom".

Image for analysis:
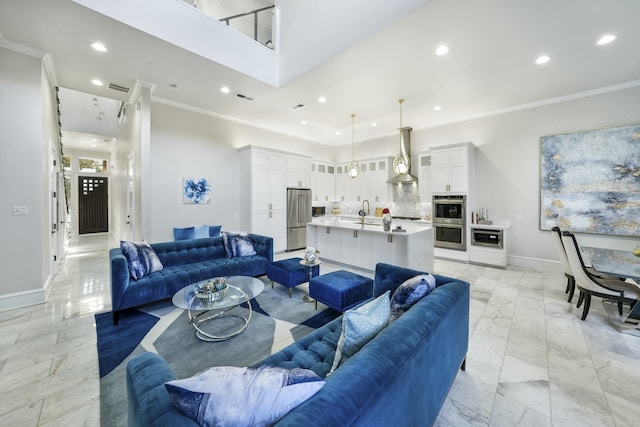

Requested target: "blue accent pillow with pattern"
[
  {"left": 120, "top": 241, "right": 163, "bottom": 280},
  {"left": 222, "top": 231, "right": 257, "bottom": 258},
  {"left": 389, "top": 274, "right": 436, "bottom": 322}
]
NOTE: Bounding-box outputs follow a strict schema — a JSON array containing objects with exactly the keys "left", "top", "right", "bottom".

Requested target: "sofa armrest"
[
  {"left": 110, "top": 247, "right": 131, "bottom": 312},
  {"left": 249, "top": 234, "right": 273, "bottom": 262}
]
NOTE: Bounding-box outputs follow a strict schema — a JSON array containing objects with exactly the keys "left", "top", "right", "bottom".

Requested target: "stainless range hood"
[{"left": 387, "top": 126, "right": 418, "bottom": 184}]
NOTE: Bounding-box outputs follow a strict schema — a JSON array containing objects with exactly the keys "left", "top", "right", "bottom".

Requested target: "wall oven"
[{"left": 433, "top": 195, "right": 466, "bottom": 251}]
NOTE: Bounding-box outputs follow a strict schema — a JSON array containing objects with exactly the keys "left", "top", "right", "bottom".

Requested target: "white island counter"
[{"left": 306, "top": 220, "right": 433, "bottom": 272}]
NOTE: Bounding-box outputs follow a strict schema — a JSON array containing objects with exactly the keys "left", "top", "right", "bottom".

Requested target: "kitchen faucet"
[{"left": 360, "top": 199, "right": 370, "bottom": 225}]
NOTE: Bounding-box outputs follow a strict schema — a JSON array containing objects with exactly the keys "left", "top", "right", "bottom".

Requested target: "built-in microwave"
[
  {"left": 471, "top": 228, "right": 503, "bottom": 249},
  {"left": 312, "top": 206, "right": 326, "bottom": 217}
]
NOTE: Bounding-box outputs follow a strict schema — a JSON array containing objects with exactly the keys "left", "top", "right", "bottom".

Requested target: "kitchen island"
[{"left": 306, "top": 219, "right": 433, "bottom": 272}]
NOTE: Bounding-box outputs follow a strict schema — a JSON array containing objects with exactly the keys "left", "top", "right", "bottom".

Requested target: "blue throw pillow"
[
  {"left": 389, "top": 274, "right": 436, "bottom": 322},
  {"left": 330, "top": 290, "right": 390, "bottom": 373},
  {"left": 209, "top": 225, "right": 222, "bottom": 237},
  {"left": 120, "top": 241, "right": 163, "bottom": 280},
  {"left": 173, "top": 227, "right": 195, "bottom": 241},
  {"left": 222, "top": 231, "right": 257, "bottom": 258},
  {"left": 165, "top": 365, "right": 324, "bottom": 426},
  {"left": 194, "top": 225, "right": 210, "bottom": 239}
]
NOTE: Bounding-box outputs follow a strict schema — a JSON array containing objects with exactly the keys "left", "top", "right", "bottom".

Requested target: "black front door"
[{"left": 78, "top": 176, "right": 108, "bottom": 234}]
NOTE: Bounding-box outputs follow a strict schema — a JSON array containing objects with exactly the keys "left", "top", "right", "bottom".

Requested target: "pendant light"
[
  {"left": 347, "top": 113, "right": 360, "bottom": 178},
  {"left": 392, "top": 99, "right": 409, "bottom": 175}
]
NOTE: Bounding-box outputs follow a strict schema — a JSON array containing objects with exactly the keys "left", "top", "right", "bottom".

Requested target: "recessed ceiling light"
[
  {"left": 318, "top": 96, "right": 327, "bottom": 103},
  {"left": 336, "top": 131, "right": 342, "bottom": 135},
  {"left": 596, "top": 34, "right": 617, "bottom": 45},
  {"left": 220, "top": 86, "right": 230, "bottom": 94},
  {"left": 535, "top": 55, "right": 551, "bottom": 65},
  {"left": 91, "top": 79, "right": 104, "bottom": 86},
  {"left": 435, "top": 45, "right": 449, "bottom": 56},
  {"left": 371, "top": 122, "right": 377, "bottom": 127},
  {"left": 91, "top": 42, "right": 107, "bottom": 52},
  {"left": 433, "top": 106, "right": 442, "bottom": 111},
  {"left": 301, "top": 120, "right": 307, "bottom": 125}
]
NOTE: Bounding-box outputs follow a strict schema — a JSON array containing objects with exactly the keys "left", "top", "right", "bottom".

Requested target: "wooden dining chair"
[{"left": 561, "top": 231, "right": 640, "bottom": 321}]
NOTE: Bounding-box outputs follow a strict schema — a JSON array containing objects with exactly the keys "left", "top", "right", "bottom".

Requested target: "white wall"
[
  {"left": 147, "top": 102, "right": 334, "bottom": 242},
  {"left": 0, "top": 47, "right": 46, "bottom": 307},
  {"left": 336, "top": 86, "right": 640, "bottom": 267}
]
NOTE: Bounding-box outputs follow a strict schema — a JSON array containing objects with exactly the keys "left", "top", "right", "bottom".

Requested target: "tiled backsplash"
[{"left": 312, "top": 184, "right": 431, "bottom": 219}]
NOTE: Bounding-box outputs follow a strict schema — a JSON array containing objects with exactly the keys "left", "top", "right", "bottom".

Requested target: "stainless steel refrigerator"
[{"left": 287, "top": 188, "right": 312, "bottom": 251}]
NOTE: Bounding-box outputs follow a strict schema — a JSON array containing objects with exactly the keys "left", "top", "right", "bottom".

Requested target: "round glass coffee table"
[{"left": 172, "top": 276, "right": 264, "bottom": 342}]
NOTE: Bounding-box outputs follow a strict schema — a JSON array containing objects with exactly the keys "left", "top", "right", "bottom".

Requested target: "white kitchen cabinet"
[
  {"left": 248, "top": 148, "right": 287, "bottom": 252},
  {"left": 430, "top": 143, "right": 474, "bottom": 193},
  {"left": 418, "top": 153, "right": 432, "bottom": 203},
  {"left": 311, "top": 163, "right": 335, "bottom": 202},
  {"left": 286, "top": 155, "right": 311, "bottom": 188},
  {"left": 334, "top": 157, "right": 393, "bottom": 203}
]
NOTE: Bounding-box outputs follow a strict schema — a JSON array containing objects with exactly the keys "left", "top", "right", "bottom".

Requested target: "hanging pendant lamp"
[
  {"left": 347, "top": 113, "right": 360, "bottom": 178},
  {"left": 392, "top": 99, "right": 409, "bottom": 175}
]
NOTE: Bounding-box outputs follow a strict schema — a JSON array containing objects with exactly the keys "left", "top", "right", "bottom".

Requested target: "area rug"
[{"left": 98, "top": 280, "right": 340, "bottom": 427}]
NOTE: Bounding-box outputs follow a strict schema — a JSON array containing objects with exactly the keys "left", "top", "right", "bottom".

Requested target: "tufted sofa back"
[{"left": 151, "top": 237, "right": 227, "bottom": 267}]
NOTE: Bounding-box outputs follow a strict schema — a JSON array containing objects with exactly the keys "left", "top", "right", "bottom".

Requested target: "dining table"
[{"left": 581, "top": 246, "right": 640, "bottom": 328}]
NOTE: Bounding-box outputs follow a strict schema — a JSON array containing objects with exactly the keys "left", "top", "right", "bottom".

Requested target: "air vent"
[
  {"left": 235, "top": 93, "right": 255, "bottom": 102},
  {"left": 108, "top": 82, "right": 130, "bottom": 93},
  {"left": 290, "top": 102, "right": 305, "bottom": 110}
]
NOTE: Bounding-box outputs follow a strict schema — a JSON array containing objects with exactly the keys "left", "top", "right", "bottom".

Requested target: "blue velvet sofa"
[
  {"left": 109, "top": 234, "right": 273, "bottom": 324},
  {"left": 126, "top": 263, "right": 470, "bottom": 426}
]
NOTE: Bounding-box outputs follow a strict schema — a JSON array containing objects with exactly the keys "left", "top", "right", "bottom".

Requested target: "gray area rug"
[{"left": 100, "top": 280, "right": 339, "bottom": 427}]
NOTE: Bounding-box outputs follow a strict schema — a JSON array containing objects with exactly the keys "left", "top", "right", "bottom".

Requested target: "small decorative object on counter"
[
  {"left": 633, "top": 245, "right": 640, "bottom": 257},
  {"left": 304, "top": 247, "right": 320, "bottom": 263},
  {"left": 382, "top": 208, "right": 392, "bottom": 231}
]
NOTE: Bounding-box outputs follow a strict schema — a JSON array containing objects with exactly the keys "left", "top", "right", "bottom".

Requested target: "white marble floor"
[{"left": 0, "top": 234, "right": 639, "bottom": 426}]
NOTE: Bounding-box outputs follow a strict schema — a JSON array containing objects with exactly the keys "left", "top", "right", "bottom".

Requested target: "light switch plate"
[{"left": 13, "top": 206, "right": 28, "bottom": 215}]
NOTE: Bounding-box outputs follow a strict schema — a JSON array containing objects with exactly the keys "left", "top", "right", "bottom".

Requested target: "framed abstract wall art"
[
  {"left": 540, "top": 123, "right": 640, "bottom": 236},
  {"left": 183, "top": 177, "right": 211, "bottom": 204}
]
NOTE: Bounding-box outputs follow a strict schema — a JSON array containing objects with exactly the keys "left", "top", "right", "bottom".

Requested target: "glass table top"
[{"left": 172, "top": 276, "right": 264, "bottom": 311}]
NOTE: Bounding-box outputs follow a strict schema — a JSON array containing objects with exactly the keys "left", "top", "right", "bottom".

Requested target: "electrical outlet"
[
  {"left": 13, "top": 206, "right": 28, "bottom": 216},
  {"left": 517, "top": 214, "right": 524, "bottom": 222}
]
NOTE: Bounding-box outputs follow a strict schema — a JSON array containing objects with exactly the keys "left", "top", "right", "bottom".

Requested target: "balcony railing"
[{"left": 220, "top": 6, "right": 275, "bottom": 49}]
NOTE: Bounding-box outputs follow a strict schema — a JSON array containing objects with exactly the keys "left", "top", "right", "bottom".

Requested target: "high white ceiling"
[{"left": 1, "top": 0, "right": 639, "bottom": 152}]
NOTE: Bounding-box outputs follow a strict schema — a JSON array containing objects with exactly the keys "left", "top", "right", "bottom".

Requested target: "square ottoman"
[
  {"left": 309, "top": 270, "right": 374, "bottom": 312},
  {"left": 267, "top": 257, "right": 320, "bottom": 297}
]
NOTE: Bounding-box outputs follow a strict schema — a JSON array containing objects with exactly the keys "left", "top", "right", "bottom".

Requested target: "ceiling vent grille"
[
  {"left": 108, "top": 82, "right": 130, "bottom": 93},
  {"left": 290, "top": 102, "right": 305, "bottom": 110},
  {"left": 235, "top": 93, "right": 255, "bottom": 102}
]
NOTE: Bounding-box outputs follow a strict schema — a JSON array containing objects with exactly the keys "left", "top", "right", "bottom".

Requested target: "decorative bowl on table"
[{"left": 195, "top": 277, "right": 228, "bottom": 303}]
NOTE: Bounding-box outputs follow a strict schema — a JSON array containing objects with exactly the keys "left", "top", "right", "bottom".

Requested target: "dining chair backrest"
[
  {"left": 561, "top": 231, "right": 620, "bottom": 296},
  {"left": 551, "top": 227, "right": 573, "bottom": 276}
]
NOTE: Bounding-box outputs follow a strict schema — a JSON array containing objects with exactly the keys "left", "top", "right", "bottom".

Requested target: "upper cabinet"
[
  {"left": 430, "top": 143, "right": 475, "bottom": 194},
  {"left": 311, "top": 162, "right": 335, "bottom": 202},
  {"left": 334, "top": 157, "right": 393, "bottom": 202},
  {"left": 417, "top": 152, "right": 431, "bottom": 202},
  {"left": 286, "top": 155, "right": 312, "bottom": 188}
]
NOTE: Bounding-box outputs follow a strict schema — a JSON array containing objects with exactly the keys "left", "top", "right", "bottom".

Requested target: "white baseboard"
[{"left": 0, "top": 288, "right": 45, "bottom": 312}]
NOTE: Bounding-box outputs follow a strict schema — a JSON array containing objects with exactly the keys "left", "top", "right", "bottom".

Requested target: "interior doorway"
[{"left": 78, "top": 176, "right": 109, "bottom": 234}]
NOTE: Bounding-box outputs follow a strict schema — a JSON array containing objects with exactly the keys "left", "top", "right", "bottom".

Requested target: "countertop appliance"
[
  {"left": 287, "top": 188, "right": 312, "bottom": 251},
  {"left": 433, "top": 195, "right": 467, "bottom": 251},
  {"left": 312, "top": 206, "right": 325, "bottom": 217}
]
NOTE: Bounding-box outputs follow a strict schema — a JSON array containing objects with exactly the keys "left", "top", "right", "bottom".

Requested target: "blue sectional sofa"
[
  {"left": 109, "top": 234, "right": 273, "bottom": 324},
  {"left": 126, "top": 263, "right": 470, "bottom": 426}
]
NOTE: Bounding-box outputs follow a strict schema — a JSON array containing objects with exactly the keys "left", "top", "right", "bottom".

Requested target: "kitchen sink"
[{"left": 353, "top": 221, "right": 380, "bottom": 226}]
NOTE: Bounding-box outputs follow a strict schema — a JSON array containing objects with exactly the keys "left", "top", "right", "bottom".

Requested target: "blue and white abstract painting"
[
  {"left": 540, "top": 124, "right": 640, "bottom": 236},
  {"left": 183, "top": 177, "right": 211, "bottom": 204}
]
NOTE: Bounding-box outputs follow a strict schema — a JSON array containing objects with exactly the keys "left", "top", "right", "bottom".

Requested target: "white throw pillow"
[{"left": 165, "top": 365, "right": 324, "bottom": 427}]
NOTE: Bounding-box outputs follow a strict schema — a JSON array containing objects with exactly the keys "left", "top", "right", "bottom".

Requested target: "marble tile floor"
[{"left": 1, "top": 234, "right": 639, "bottom": 426}]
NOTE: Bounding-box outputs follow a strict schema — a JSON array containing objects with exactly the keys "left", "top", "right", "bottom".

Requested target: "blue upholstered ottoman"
[
  {"left": 309, "top": 270, "right": 373, "bottom": 312},
  {"left": 267, "top": 257, "right": 320, "bottom": 297}
]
